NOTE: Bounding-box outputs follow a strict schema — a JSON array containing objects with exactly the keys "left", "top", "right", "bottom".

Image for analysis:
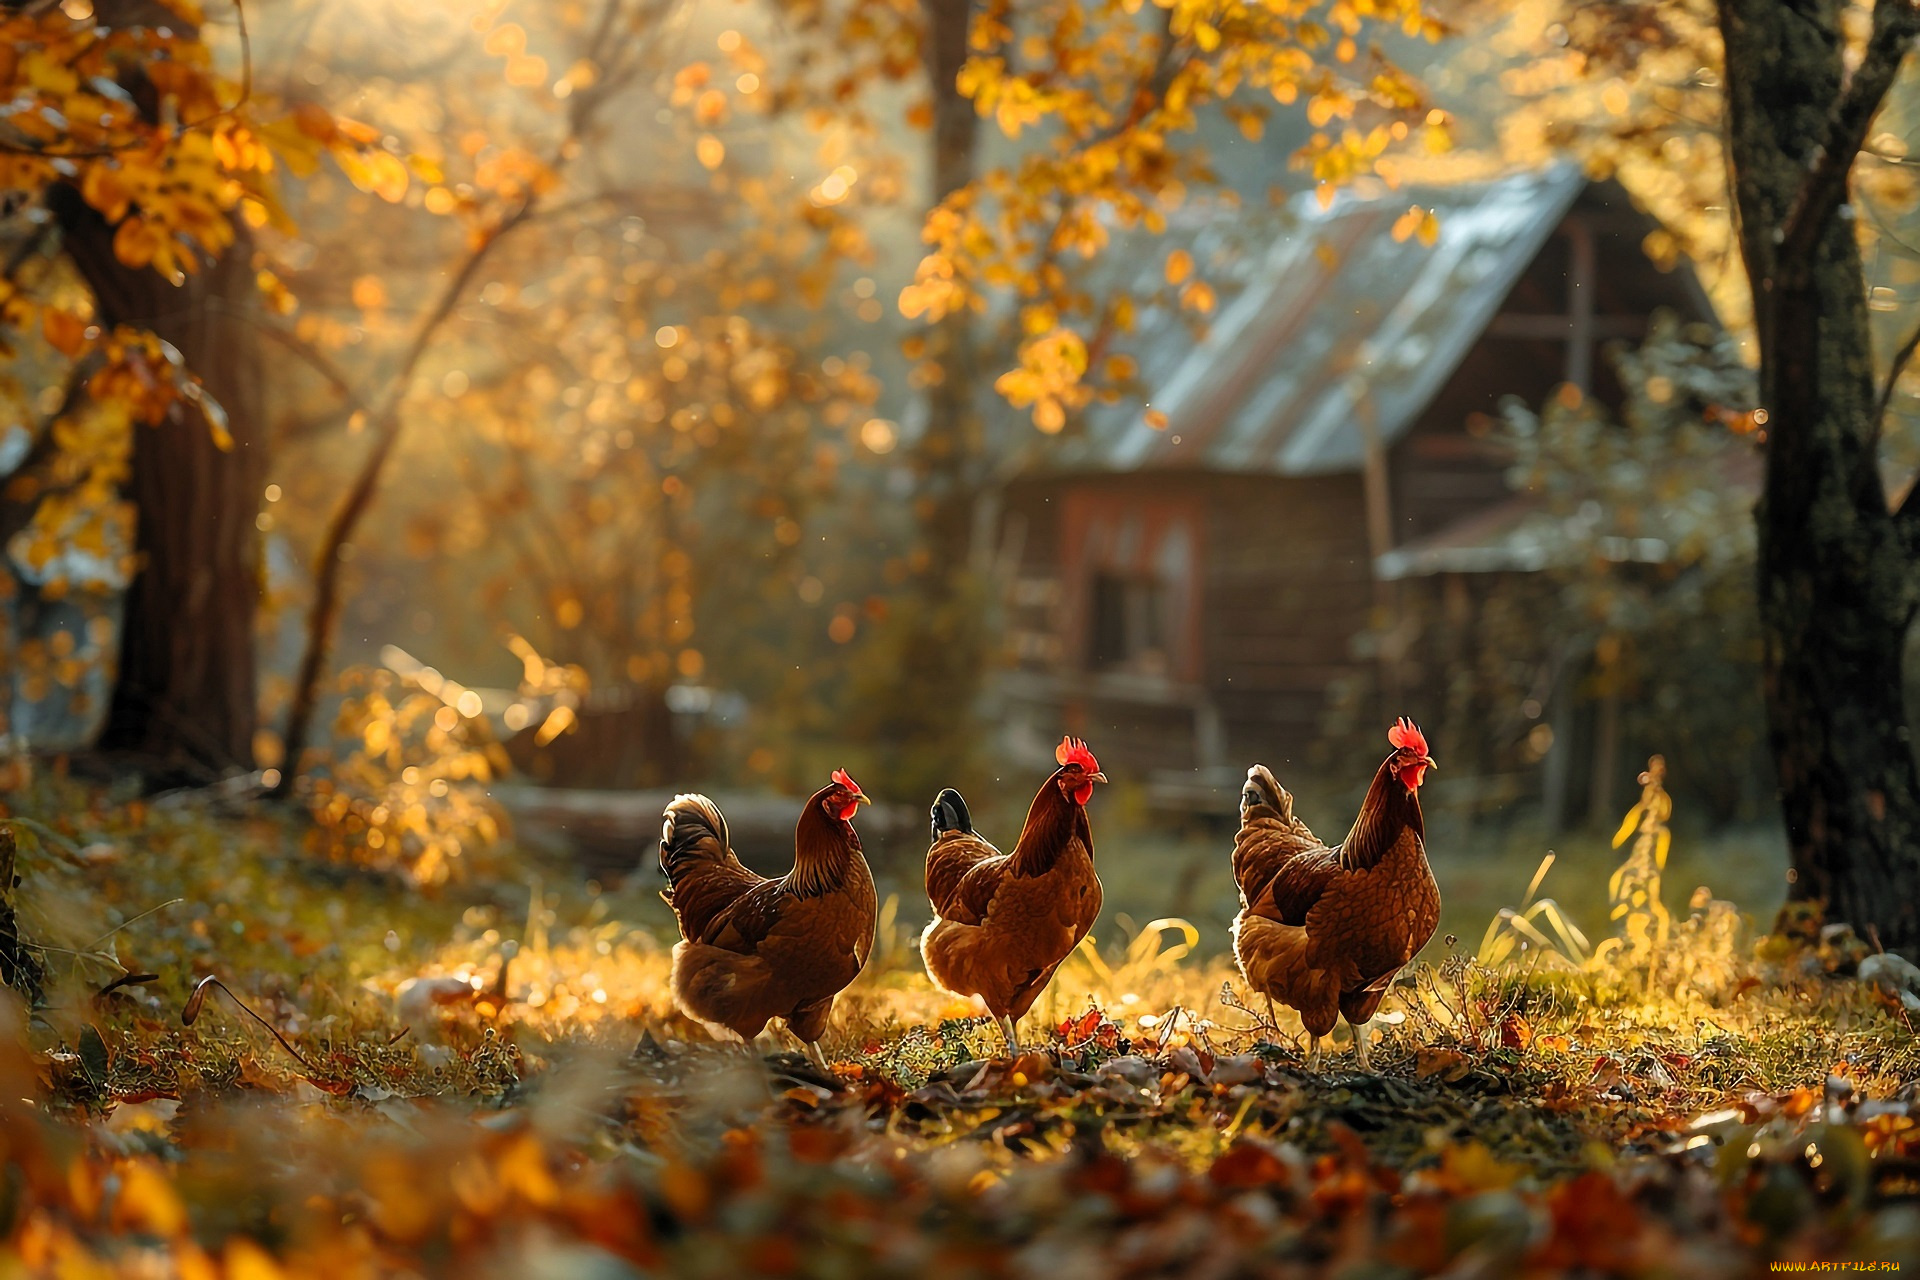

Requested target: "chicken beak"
[
  {"left": 1091, "top": 771, "right": 1109, "bottom": 784},
  {"left": 1422, "top": 756, "right": 1437, "bottom": 771},
  {"left": 855, "top": 791, "right": 873, "bottom": 805}
]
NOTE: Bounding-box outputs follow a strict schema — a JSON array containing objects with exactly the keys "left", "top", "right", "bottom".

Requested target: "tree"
[
  {"left": 1505, "top": 0, "right": 1920, "bottom": 947},
  {"left": 1714, "top": 0, "right": 1920, "bottom": 948},
  {"left": 244, "top": 0, "right": 900, "bottom": 797},
  {"left": 758, "top": 0, "right": 1451, "bottom": 793},
  {"left": 0, "top": 0, "right": 390, "bottom": 780},
  {"left": 4, "top": 0, "right": 1455, "bottom": 806}
]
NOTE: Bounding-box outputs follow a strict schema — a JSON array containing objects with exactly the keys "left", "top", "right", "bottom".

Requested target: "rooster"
[
  {"left": 658, "top": 769, "right": 876, "bottom": 1069},
  {"left": 920, "top": 736, "right": 1107, "bottom": 1054},
  {"left": 1231, "top": 719, "right": 1439, "bottom": 1072}
]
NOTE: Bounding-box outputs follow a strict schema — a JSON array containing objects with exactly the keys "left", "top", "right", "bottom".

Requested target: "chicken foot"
[
  {"left": 1305, "top": 1034, "right": 1322, "bottom": 1073},
  {"left": 770, "top": 1022, "right": 835, "bottom": 1075}
]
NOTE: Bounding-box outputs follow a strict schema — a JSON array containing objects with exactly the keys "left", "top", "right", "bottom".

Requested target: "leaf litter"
[{"left": 0, "top": 777, "right": 1917, "bottom": 1274}]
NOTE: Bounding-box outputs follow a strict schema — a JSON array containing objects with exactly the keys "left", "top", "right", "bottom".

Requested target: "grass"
[{"left": 0, "top": 770, "right": 1913, "bottom": 1276}]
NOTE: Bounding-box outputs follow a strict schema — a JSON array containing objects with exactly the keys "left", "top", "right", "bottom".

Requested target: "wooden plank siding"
[
  {"left": 1197, "top": 472, "right": 1374, "bottom": 767},
  {"left": 997, "top": 471, "right": 1375, "bottom": 776}
]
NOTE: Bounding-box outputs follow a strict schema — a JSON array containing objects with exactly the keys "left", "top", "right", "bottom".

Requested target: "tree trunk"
[
  {"left": 852, "top": 0, "right": 992, "bottom": 800},
  {"left": 917, "top": 0, "right": 984, "bottom": 571},
  {"left": 1720, "top": 0, "right": 1920, "bottom": 950},
  {"left": 48, "top": 185, "right": 265, "bottom": 779}
]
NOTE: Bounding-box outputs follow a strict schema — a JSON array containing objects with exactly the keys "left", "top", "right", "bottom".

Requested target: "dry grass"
[{"left": 0, "top": 770, "right": 1915, "bottom": 1276}]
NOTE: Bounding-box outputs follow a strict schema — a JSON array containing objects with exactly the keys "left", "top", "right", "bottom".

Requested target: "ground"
[{"left": 0, "top": 773, "right": 1915, "bottom": 1278}]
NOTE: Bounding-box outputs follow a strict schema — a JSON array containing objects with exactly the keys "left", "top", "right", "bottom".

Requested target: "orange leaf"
[
  {"left": 291, "top": 101, "right": 338, "bottom": 143},
  {"left": 111, "top": 218, "right": 160, "bottom": 270},
  {"left": 41, "top": 308, "right": 87, "bottom": 358}
]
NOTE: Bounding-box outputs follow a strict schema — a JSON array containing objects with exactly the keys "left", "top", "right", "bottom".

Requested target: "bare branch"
[
  {"left": 270, "top": 198, "right": 540, "bottom": 795},
  {"left": 1875, "top": 314, "right": 1920, "bottom": 428},
  {"left": 1777, "top": 0, "right": 1920, "bottom": 273},
  {"left": 270, "top": 0, "right": 663, "bottom": 795}
]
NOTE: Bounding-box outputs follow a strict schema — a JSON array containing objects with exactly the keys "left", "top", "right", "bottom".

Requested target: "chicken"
[
  {"left": 658, "top": 769, "right": 877, "bottom": 1069},
  {"left": 920, "top": 736, "right": 1107, "bottom": 1053},
  {"left": 1231, "top": 718, "right": 1439, "bottom": 1072}
]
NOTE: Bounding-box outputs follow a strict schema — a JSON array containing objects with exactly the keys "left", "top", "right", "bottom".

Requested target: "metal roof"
[{"left": 1044, "top": 163, "right": 1589, "bottom": 477}]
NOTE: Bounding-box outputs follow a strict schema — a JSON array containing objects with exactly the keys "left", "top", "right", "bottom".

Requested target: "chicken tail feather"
[
  {"left": 660, "top": 793, "right": 732, "bottom": 901},
  {"left": 930, "top": 788, "right": 973, "bottom": 839}
]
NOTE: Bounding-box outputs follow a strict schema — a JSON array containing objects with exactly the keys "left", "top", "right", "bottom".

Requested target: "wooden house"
[{"left": 986, "top": 164, "right": 1720, "bottom": 810}]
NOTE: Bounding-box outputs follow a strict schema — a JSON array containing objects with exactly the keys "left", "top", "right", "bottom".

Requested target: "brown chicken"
[
  {"left": 659, "top": 769, "right": 877, "bottom": 1068},
  {"left": 920, "top": 736, "right": 1107, "bottom": 1053},
  {"left": 1231, "top": 719, "right": 1439, "bottom": 1072}
]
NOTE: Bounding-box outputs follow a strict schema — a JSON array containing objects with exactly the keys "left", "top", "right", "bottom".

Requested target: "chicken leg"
[
  {"left": 1350, "top": 1018, "right": 1373, "bottom": 1072},
  {"left": 803, "top": 1039, "right": 832, "bottom": 1073},
  {"left": 1305, "top": 1033, "right": 1322, "bottom": 1073},
  {"left": 998, "top": 1014, "right": 1022, "bottom": 1057}
]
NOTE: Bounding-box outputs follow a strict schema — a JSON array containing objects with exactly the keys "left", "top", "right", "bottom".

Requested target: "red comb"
[
  {"left": 831, "top": 767, "right": 861, "bottom": 793},
  {"left": 1055, "top": 735, "right": 1100, "bottom": 774},
  {"left": 1387, "top": 718, "right": 1429, "bottom": 756}
]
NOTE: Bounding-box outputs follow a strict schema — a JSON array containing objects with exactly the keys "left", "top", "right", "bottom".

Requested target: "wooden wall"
[{"left": 997, "top": 470, "right": 1375, "bottom": 777}]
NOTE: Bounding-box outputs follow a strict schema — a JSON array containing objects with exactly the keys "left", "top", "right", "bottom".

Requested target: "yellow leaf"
[
  {"left": 696, "top": 135, "right": 725, "bottom": 170},
  {"left": 80, "top": 164, "right": 131, "bottom": 224},
  {"left": 1180, "top": 280, "right": 1216, "bottom": 313},
  {"left": 23, "top": 52, "right": 78, "bottom": 97},
  {"left": 111, "top": 218, "right": 160, "bottom": 270},
  {"left": 260, "top": 118, "right": 323, "bottom": 178},
  {"left": 114, "top": 1163, "right": 187, "bottom": 1237},
  {"left": 1442, "top": 1141, "right": 1524, "bottom": 1191},
  {"left": 223, "top": 1239, "right": 283, "bottom": 1280},
  {"left": 1165, "top": 249, "right": 1194, "bottom": 285},
  {"left": 497, "top": 1134, "right": 561, "bottom": 1207},
  {"left": 365, "top": 151, "right": 409, "bottom": 203},
  {"left": 483, "top": 22, "right": 527, "bottom": 57},
  {"left": 1144, "top": 408, "right": 1169, "bottom": 430}
]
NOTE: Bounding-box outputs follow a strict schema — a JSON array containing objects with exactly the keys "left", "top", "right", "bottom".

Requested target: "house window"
[
  {"left": 1088, "top": 572, "right": 1171, "bottom": 675},
  {"left": 1062, "top": 491, "right": 1200, "bottom": 682}
]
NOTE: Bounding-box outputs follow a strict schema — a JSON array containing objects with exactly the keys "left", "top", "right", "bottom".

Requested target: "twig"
[
  {"left": 1775, "top": 0, "right": 1920, "bottom": 279},
  {"left": 182, "top": 975, "right": 319, "bottom": 1072},
  {"left": 1873, "top": 319, "right": 1920, "bottom": 428},
  {"left": 271, "top": 0, "right": 645, "bottom": 797}
]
